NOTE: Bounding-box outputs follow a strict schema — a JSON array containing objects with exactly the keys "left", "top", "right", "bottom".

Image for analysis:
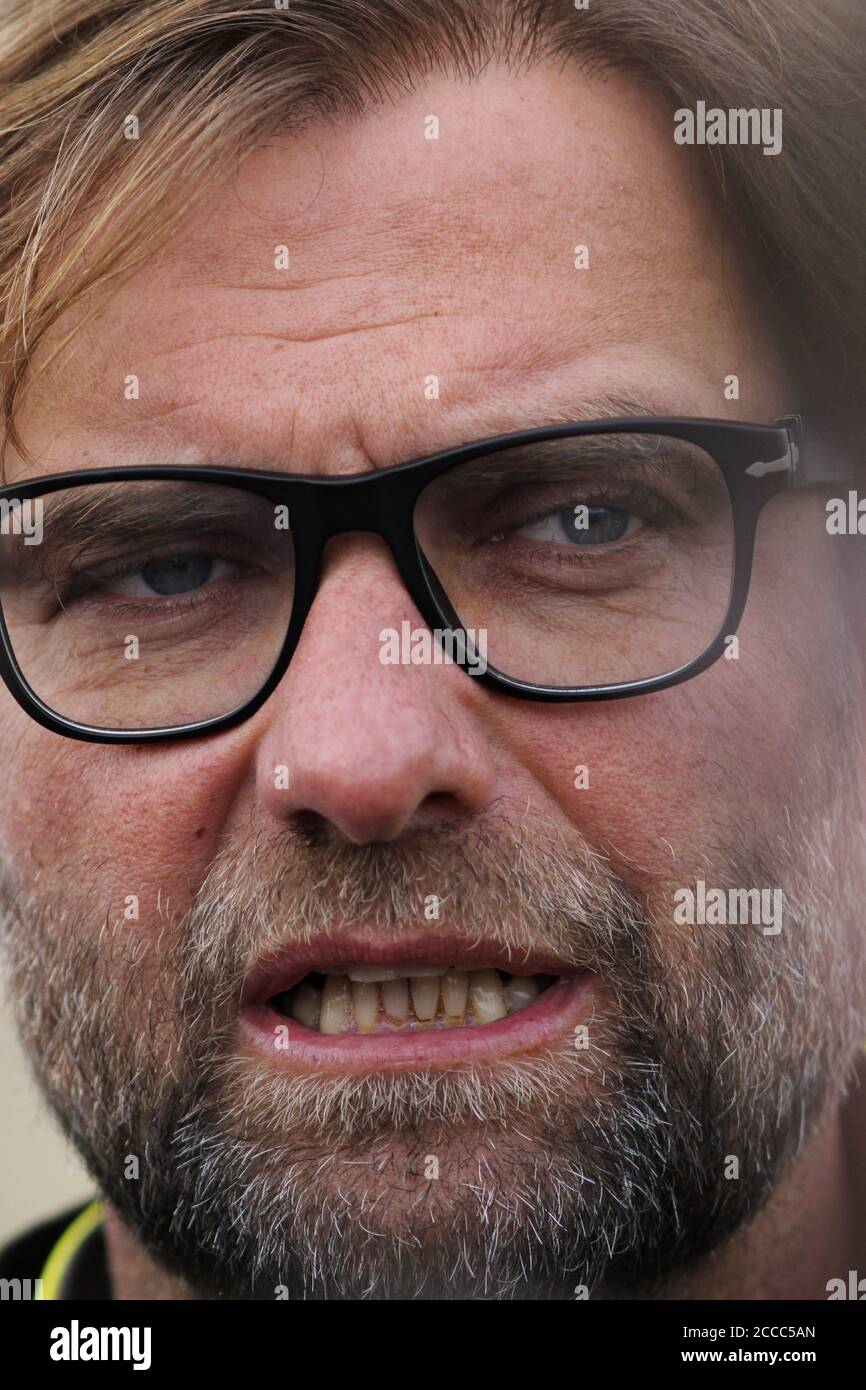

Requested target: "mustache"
[{"left": 174, "top": 805, "right": 655, "bottom": 1015}]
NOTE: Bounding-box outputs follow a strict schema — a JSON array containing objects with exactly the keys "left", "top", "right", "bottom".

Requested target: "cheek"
[
  {"left": 490, "top": 597, "right": 836, "bottom": 890},
  {"left": 489, "top": 696, "right": 737, "bottom": 885},
  {"left": 0, "top": 701, "right": 255, "bottom": 930}
]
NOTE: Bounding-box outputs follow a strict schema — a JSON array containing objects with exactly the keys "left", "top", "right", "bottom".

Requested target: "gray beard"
[{"left": 1, "top": 803, "right": 863, "bottom": 1299}]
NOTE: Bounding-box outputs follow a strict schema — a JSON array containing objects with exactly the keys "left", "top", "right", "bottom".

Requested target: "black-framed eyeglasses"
[{"left": 0, "top": 413, "right": 851, "bottom": 743}]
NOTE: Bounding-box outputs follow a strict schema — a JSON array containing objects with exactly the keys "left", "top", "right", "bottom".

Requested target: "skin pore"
[{"left": 1, "top": 63, "right": 864, "bottom": 1299}]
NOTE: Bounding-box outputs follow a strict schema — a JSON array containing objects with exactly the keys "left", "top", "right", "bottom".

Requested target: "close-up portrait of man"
[{"left": 0, "top": 0, "right": 864, "bottom": 1316}]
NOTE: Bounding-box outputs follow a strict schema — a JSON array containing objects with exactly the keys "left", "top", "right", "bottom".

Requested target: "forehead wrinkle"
[
  {"left": 15, "top": 298, "right": 553, "bottom": 474},
  {"left": 157, "top": 164, "right": 552, "bottom": 296},
  {"left": 142, "top": 309, "right": 459, "bottom": 356}
]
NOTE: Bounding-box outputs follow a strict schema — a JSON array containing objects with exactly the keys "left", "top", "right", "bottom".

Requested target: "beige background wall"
[{"left": 0, "top": 994, "right": 92, "bottom": 1246}]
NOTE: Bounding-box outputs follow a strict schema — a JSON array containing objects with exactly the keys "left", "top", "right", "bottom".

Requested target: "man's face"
[{"left": 1, "top": 65, "right": 863, "bottom": 1299}]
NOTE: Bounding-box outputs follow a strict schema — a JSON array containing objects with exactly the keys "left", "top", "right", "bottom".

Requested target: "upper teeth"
[
  {"left": 275, "top": 966, "right": 546, "bottom": 1034},
  {"left": 334, "top": 964, "right": 448, "bottom": 983}
]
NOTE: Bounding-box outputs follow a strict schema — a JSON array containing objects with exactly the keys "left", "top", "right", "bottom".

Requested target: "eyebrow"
[
  {"left": 15, "top": 486, "right": 272, "bottom": 583},
  {"left": 5, "top": 387, "right": 700, "bottom": 489},
  {"left": 49, "top": 483, "right": 247, "bottom": 534},
  {"left": 24, "top": 420, "right": 714, "bottom": 543},
  {"left": 438, "top": 390, "right": 687, "bottom": 457},
  {"left": 429, "top": 435, "right": 722, "bottom": 519}
]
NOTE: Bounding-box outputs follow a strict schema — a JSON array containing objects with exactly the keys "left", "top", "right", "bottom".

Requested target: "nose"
[{"left": 254, "top": 537, "right": 495, "bottom": 843}]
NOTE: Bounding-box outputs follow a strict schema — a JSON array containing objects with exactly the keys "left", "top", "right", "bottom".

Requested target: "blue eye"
[
  {"left": 563, "top": 505, "right": 632, "bottom": 545},
  {"left": 138, "top": 553, "right": 217, "bottom": 596},
  {"left": 518, "top": 505, "right": 639, "bottom": 548},
  {"left": 86, "top": 551, "right": 237, "bottom": 601}
]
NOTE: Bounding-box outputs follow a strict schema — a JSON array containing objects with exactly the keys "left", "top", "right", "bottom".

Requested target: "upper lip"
[{"left": 240, "top": 931, "right": 577, "bottom": 1007}]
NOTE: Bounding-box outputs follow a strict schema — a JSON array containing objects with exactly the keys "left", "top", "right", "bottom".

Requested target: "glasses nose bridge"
[
  {"left": 305, "top": 468, "right": 415, "bottom": 541},
  {"left": 296, "top": 468, "right": 438, "bottom": 631}
]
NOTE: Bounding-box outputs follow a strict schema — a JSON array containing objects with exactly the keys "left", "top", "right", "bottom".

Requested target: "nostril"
[{"left": 291, "top": 809, "right": 335, "bottom": 847}]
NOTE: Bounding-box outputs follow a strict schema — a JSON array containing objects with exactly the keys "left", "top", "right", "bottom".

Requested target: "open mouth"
[
  {"left": 239, "top": 943, "right": 593, "bottom": 1072},
  {"left": 270, "top": 965, "right": 560, "bottom": 1034}
]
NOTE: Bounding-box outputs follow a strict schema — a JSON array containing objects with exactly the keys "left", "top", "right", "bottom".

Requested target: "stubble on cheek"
[{"left": 2, "top": 778, "right": 862, "bottom": 1300}]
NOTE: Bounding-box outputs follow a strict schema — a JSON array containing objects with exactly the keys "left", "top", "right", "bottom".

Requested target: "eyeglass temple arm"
[{"left": 774, "top": 413, "right": 858, "bottom": 488}]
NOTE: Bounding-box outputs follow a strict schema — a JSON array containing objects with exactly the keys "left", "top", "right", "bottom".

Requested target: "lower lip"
[{"left": 238, "top": 974, "right": 593, "bottom": 1073}]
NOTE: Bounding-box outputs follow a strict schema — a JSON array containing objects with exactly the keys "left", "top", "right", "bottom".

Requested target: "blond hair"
[{"left": 1, "top": 0, "right": 864, "bottom": 467}]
